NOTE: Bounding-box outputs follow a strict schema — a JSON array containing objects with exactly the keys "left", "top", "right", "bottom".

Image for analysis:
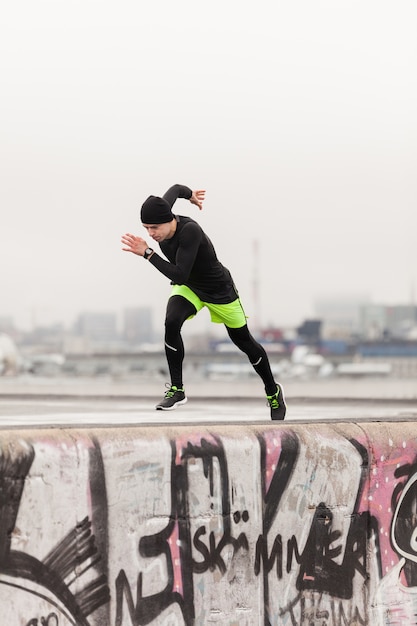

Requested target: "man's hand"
[
  {"left": 190, "top": 189, "right": 205, "bottom": 210},
  {"left": 121, "top": 233, "right": 148, "bottom": 256}
]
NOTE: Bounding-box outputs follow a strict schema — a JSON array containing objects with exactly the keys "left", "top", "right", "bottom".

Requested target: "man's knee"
[
  {"left": 165, "top": 295, "right": 196, "bottom": 334},
  {"left": 165, "top": 313, "right": 183, "bottom": 336}
]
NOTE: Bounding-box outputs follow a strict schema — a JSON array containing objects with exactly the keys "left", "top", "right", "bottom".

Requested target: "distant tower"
[{"left": 252, "top": 239, "right": 261, "bottom": 334}]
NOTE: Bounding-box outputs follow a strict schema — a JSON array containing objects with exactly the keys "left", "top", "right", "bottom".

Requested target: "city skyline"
[
  {"left": 2, "top": 267, "right": 416, "bottom": 334},
  {"left": 3, "top": 297, "right": 417, "bottom": 341}
]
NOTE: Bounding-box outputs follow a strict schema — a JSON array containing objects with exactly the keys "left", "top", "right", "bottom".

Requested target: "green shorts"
[{"left": 170, "top": 284, "right": 247, "bottom": 329}]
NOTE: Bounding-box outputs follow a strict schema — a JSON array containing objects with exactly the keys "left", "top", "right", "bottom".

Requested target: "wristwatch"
[{"left": 143, "top": 247, "right": 154, "bottom": 260}]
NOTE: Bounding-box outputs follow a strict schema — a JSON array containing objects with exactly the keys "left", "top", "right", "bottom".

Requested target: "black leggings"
[{"left": 164, "top": 295, "right": 277, "bottom": 394}]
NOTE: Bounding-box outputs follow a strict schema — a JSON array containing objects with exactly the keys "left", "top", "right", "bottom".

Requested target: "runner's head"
[
  {"left": 141, "top": 196, "right": 174, "bottom": 224},
  {"left": 141, "top": 196, "right": 177, "bottom": 242}
]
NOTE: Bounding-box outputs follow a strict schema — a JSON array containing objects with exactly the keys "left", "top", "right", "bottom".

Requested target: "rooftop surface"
[{"left": 1, "top": 375, "right": 416, "bottom": 427}]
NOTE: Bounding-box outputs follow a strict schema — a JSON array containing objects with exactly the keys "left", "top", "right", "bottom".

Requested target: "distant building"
[
  {"left": 358, "top": 304, "right": 387, "bottom": 339},
  {"left": 314, "top": 296, "right": 417, "bottom": 340},
  {"left": 22, "top": 323, "right": 65, "bottom": 350},
  {"left": 123, "top": 307, "right": 153, "bottom": 345},
  {"left": 314, "top": 295, "right": 370, "bottom": 338},
  {"left": 359, "top": 304, "right": 417, "bottom": 339},
  {"left": 73, "top": 312, "right": 118, "bottom": 342},
  {"left": 296, "top": 319, "right": 322, "bottom": 345}
]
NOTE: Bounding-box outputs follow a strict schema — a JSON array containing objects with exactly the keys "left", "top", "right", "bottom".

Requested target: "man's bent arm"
[{"left": 163, "top": 184, "right": 192, "bottom": 208}]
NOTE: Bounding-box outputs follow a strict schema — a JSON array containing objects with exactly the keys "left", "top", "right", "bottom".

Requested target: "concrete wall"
[{"left": 0, "top": 420, "right": 416, "bottom": 625}]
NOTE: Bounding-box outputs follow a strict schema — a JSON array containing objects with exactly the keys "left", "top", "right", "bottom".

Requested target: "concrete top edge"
[
  {"left": 1, "top": 393, "right": 417, "bottom": 405},
  {"left": 1, "top": 416, "right": 416, "bottom": 433}
]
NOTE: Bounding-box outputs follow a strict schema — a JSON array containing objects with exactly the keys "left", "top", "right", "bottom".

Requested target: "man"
[{"left": 121, "top": 184, "right": 286, "bottom": 420}]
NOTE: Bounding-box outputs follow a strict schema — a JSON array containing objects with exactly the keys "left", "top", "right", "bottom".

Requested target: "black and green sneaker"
[
  {"left": 156, "top": 385, "right": 187, "bottom": 411},
  {"left": 267, "top": 384, "right": 286, "bottom": 420}
]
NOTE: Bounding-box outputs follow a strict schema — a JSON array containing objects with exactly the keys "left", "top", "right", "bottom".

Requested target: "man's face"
[{"left": 142, "top": 219, "right": 175, "bottom": 243}]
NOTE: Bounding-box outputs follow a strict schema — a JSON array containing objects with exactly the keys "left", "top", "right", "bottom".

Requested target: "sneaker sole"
[{"left": 156, "top": 397, "right": 188, "bottom": 411}]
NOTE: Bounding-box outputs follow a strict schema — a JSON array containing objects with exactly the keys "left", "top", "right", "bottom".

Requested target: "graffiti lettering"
[
  {"left": 296, "top": 503, "right": 374, "bottom": 599},
  {"left": 115, "top": 567, "right": 186, "bottom": 626},
  {"left": 254, "top": 507, "right": 376, "bottom": 597},
  {"left": 25, "top": 615, "right": 59, "bottom": 626},
  {"left": 192, "top": 524, "right": 249, "bottom": 574},
  {"left": 279, "top": 593, "right": 367, "bottom": 626}
]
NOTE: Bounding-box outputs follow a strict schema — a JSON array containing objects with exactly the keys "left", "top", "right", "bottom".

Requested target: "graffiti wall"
[{"left": 0, "top": 421, "right": 416, "bottom": 625}]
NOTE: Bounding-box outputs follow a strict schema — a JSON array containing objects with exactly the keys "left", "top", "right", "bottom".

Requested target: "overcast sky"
[{"left": 1, "top": 0, "right": 416, "bottom": 334}]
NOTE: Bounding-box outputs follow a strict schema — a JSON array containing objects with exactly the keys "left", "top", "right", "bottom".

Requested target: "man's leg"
[
  {"left": 226, "top": 325, "right": 276, "bottom": 393},
  {"left": 226, "top": 324, "right": 286, "bottom": 419},
  {"left": 156, "top": 295, "right": 197, "bottom": 410},
  {"left": 164, "top": 295, "right": 196, "bottom": 387}
]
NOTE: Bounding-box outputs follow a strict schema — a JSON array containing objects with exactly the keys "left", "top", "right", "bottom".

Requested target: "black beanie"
[{"left": 140, "top": 195, "right": 174, "bottom": 224}]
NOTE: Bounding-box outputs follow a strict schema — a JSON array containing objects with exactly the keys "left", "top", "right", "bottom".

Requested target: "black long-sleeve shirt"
[{"left": 148, "top": 185, "right": 238, "bottom": 304}]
